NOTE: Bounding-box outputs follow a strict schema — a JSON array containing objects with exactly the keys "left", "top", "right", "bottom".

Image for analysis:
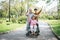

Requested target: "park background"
[{"left": 0, "top": 0, "right": 60, "bottom": 38}]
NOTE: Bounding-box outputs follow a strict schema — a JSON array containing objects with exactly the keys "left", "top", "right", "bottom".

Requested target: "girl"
[{"left": 29, "top": 15, "right": 38, "bottom": 35}]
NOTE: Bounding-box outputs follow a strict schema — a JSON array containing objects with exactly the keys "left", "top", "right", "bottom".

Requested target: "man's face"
[
  {"left": 30, "top": 10, "right": 32, "bottom": 12},
  {"left": 29, "top": 9, "right": 32, "bottom": 12},
  {"left": 34, "top": 10, "right": 37, "bottom": 13}
]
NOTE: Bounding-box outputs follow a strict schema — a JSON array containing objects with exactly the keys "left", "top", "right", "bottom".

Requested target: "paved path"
[{"left": 0, "top": 21, "right": 58, "bottom": 40}]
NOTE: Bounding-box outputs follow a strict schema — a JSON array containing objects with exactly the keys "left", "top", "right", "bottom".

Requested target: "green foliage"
[
  {"left": 18, "top": 16, "right": 26, "bottom": 24},
  {"left": 0, "top": 1, "right": 9, "bottom": 17},
  {"left": 47, "top": 16, "right": 54, "bottom": 20},
  {"left": 39, "top": 13, "right": 60, "bottom": 20},
  {"left": 47, "top": 20, "right": 60, "bottom": 36},
  {"left": 6, "top": 18, "right": 9, "bottom": 22},
  {"left": 57, "top": 12, "right": 60, "bottom": 19},
  {"left": 0, "top": 9, "right": 3, "bottom": 17},
  {"left": 0, "top": 22, "right": 25, "bottom": 32},
  {"left": 39, "top": 14, "right": 48, "bottom": 19},
  {"left": 0, "top": 0, "right": 60, "bottom": 20},
  {"left": 0, "top": 20, "right": 3, "bottom": 24},
  {"left": 46, "top": 0, "right": 51, "bottom": 3},
  {"left": 11, "top": 17, "right": 16, "bottom": 23}
]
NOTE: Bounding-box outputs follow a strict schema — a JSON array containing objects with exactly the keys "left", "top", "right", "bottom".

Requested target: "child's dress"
[{"left": 30, "top": 19, "right": 38, "bottom": 33}]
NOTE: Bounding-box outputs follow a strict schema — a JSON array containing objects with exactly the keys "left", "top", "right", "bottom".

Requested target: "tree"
[{"left": 0, "top": 1, "right": 9, "bottom": 18}]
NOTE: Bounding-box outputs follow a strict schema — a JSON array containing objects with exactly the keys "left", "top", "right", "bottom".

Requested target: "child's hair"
[{"left": 31, "top": 15, "right": 36, "bottom": 20}]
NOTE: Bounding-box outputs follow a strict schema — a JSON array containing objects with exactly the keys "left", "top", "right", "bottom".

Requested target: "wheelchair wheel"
[{"left": 26, "top": 31, "right": 31, "bottom": 36}]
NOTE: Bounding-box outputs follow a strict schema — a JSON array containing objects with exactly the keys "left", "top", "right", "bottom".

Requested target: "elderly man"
[{"left": 26, "top": 8, "right": 34, "bottom": 31}]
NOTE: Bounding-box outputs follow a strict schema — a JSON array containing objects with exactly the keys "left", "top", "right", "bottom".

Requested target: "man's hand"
[{"left": 38, "top": 8, "right": 42, "bottom": 15}]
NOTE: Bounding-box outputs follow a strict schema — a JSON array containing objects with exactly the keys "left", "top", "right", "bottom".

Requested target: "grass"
[
  {"left": 0, "top": 20, "right": 26, "bottom": 32},
  {"left": 45, "top": 20, "right": 60, "bottom": 36}
]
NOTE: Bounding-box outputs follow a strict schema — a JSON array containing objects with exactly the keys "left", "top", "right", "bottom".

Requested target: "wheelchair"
[{"left": 26, "top": 23, "right": 40, "bottom": 37}]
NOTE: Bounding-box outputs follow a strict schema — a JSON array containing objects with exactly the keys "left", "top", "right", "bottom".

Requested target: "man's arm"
[{"left": 37, "top": 8, "right": 42, "bottom": 15}]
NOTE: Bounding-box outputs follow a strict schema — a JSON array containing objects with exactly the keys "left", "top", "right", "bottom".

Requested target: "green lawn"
[
  {"left": 0, "top": 21, "right": 26, "bottom": 32},
  {"left": 45, "top": 20, "right": 60, "bottom": 36}
]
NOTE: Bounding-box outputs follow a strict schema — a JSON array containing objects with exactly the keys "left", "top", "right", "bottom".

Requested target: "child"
[{"left": 29, "top": 15, "right": 38, "bottom": 35}]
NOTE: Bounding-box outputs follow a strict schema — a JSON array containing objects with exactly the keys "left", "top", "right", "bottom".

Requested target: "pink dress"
[
  {"left": 30, "top": 19, "right": 38, "bottom": 32},
  {"left": 30, "top": 19, "right": 38, "bottom": 26}
]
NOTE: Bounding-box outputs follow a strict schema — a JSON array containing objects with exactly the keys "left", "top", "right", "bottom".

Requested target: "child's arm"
[{"left": 36, "top": 20, "right": 38, "bottom": 24}]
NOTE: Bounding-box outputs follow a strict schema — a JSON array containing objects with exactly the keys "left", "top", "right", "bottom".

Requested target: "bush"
[
  {"left": 0, "top": 20, "right": 3, "bottom": 24},
  {"left": 39, "top": 14, "right": 55, "bottom": 20},
  {"left": 6, "top": 22, "right": 10, "bottom": 25},
  {"left": 39, "top": 14, "right": 48, "bottom": 19},
  {"left": 6, "top": 18, "right": 9, "bottom": 22},
  {"left": 47, "top": 16, "right": 54, "bottom": 20},
  {"left": 11, "top": 18, "right": 16, "bottom": 23},
  {"left": 18, "top": 16, "right": 26, "bottom": 24}
]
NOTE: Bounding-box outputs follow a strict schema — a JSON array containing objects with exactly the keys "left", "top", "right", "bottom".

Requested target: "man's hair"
[{"left": 34, "top": 8, "right": 37, "bottom": 11}]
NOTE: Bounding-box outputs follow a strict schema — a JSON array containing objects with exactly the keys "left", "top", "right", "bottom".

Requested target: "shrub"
[
  {"left": 18, "top": 16, "right": 26, "bottom": 24},
  {"left": 6, "top": 22, "right": 10, "bottom": 25},
  {"left": 39, "top": 14, "right": 48, "bottom": 19},
  {"left": 6, "top": 19, "right": 9, "bottom": 22},
  {"left": 47, "top": 16, "right": 54, "bottom": 20},
  {"left": 39, "top": 14, "right": 54, "bottom": 20},
  {"left": 0, "top": 20, "right": 3, "bottom": 24},
  {"left": 11, "top": 18, "right": 16, "bottom": 23}
]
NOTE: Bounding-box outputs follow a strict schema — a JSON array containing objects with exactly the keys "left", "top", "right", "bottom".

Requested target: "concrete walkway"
[{"left": 0, "top": 21, "right": 58, "bottom": 40}]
